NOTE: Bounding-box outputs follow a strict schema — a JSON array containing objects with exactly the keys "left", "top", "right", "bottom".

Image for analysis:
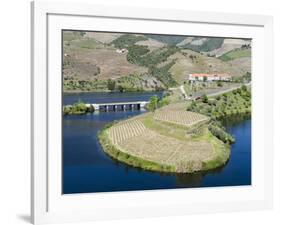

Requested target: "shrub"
[
  {"left": 72, "top": 102, "right": 88, "bottom": 114},
  {"left": 208, "top": 124, "right": 235, "bottom": 144},
  {"left": 146, "top": 96, "right": 159, "bottom": 112},
  {"left": 107, "top": 79, "right": 116, "bottom": 91},
  {"left": 202, "top": 94, "right": 208, "bottom": 103}
]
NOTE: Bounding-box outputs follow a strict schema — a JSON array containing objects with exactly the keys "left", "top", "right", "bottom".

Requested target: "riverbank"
[{"left": 98, "top": 126, "right": 176, "bottom": 173}]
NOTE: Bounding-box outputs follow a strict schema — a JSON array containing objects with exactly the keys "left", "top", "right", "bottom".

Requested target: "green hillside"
[
  {"left": 145, "top": 34, "right": 186, "bottom": 45},
  {"left": 219, "top": 48, "right": 251, "bottom": 62},
  {"left": 62, "top": 31, "right": 251, "bottom": 92},
  {"left": 182, "top": 38, "right": 224, "bottom": 52},
  {"left": 111, "top": 34, "right": 147, "bottom": 48}
]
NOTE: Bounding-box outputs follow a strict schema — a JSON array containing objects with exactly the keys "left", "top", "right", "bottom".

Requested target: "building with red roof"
[{"left": 188, "top": 73, "right": 232, "bottom": 82}]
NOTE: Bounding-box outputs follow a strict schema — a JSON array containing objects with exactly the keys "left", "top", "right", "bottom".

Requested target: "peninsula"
[{"left": 98, "top": 102, "right": 230, "bottom": 173}]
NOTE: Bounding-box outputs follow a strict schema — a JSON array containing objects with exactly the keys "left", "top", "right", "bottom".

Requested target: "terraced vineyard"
[
  {"left": 103, "top": 109, "right": 228, "bottom": 173},
  {"left": 153, "top": 110, "right": 209, "bottom": 127},
  {"left": 107, "top": 118, "right": 215, "bottom": 172},
  {"left": 118, "top": 129, "right": 214, "bottom": 172},
  {"left": 108, "top": 120, "right": 146, "bottom": 144}
]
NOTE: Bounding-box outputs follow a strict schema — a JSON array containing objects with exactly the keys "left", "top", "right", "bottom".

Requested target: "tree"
[
  {"left": 147, "top": 96, "right": 159, "bottom": 112},
  {"left": 187, "top": 100, "right": 197, "bottom": 111},
  {"left": 107, "top": 79, "right": 116, "bottom": 91},
  {"left": 159, "top": 97, "right": 170, "bottom": 107},
  {"left": 241, "top": 85, "right": 247, "bottom": 92},
  {"left": 117, "top": 85, "right": 123, "bottom": 92},
  {"left": 202, "top": 94, "right": 208, "bottom": 103},
  {"left": 203, "top": 76, "right": 207, "bottom": 82}
]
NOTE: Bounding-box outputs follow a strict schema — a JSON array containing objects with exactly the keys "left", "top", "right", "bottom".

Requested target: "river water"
[{"left": 63, "top": 92, "right": 251, "bottom": 194}]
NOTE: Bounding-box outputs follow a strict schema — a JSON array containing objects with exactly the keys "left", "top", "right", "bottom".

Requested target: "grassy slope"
[{"left": 219, "top": 48, "right": 251, "bottom": 61}]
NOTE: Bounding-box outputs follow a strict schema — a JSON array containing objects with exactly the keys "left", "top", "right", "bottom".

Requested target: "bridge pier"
[{"left": 86, "top": 101, "right": 148, "bottom": 112}]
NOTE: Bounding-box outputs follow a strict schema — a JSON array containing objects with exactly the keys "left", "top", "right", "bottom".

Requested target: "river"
[{"left": 63, "top": 92, "right": 251, "bottom": 194}]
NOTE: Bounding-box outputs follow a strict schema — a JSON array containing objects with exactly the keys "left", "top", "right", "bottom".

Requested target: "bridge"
[{"left": 85, "top": 101, "right": 148, "bottom": 111}]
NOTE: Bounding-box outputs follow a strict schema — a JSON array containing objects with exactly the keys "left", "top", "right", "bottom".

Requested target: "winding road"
[{"left": 170, "top": 82, "right": 251, "bottom": 101}]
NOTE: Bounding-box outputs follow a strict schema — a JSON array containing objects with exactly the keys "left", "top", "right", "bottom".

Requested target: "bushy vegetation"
[
  {"left": 187, "top": 86, "right": 251, "bottom": 144},
  {"left": 219, "top": 48, "right": 251, "bottom": 61},
  {"left": 114, "top": 35, "right": 179, "bottom": 89},
  {"left": 63, "top": 79, "right": 107, "bottom": 92},
  {"left": 187, "top": 85, "right": 251, "bottom": 120},
  {"left": 208, "top": 123, "right": 235, "bottom": 144},
  {"left": 143, "top": 47, "right": 179, "bottom": 67},
  {"left": 63, "top": 102, "right": 90, "bottom": 115},
  {"left": 183, "top": 38, "right": 224, "bottom": 52},
  {"left": 146, "top": 95, "right": 170, "bottom": 112},
  {"left": 126, "top": 45, "right": 150, "bottom": 64},
  {"left": 149, "top": 61, "right": 178, "bottom": 88},
  {"left": 126, "top": 45, "right": 179, "bottom": 88},
  {"left": 116, "top": 74, "right": 146, "bottom": 92},
  {"left": 111, "top": 34, "right": 147, "bottom": 49},
  {"left": 107, "top": 79, "right": 116, "bottom": 91}
]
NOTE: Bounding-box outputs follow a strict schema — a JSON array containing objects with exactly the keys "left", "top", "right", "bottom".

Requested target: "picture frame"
[{"left": 31, "top": 1, "right": 274, "bottom": 224}]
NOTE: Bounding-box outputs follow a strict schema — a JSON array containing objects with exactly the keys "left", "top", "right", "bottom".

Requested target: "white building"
[{"left": 188, "top": 73, "right": 232, "bottom": 82}]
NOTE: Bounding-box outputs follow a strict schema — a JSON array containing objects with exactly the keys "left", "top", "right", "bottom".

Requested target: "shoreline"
[
  {"left": 63, "top": 90, "right": 166, "bottom": 94},
  {"left": 98, "top": 127, "right": 177, "bottom": 173},
  {"left": 98, "top": 109, "right": 231, "bottom": 174}
]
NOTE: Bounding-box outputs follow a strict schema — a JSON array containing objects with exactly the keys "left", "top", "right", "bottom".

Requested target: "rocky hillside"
[{"left": 63, "top": 31, "right": 251, "bottom": 92}]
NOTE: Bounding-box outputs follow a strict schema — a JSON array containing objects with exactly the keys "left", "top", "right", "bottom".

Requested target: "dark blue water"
[
  {"left": 63, "top": 91, "right": 163, "bottom": 105},
  {"left": 63, "top": 92, "right": 251, "bottom": 194}
]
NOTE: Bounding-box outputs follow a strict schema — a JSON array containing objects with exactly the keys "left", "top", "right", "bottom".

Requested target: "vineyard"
[
  {"left": 153, "top": 110, "right": 209, "bottom": 127},
  {"left": 118, "top": 129, "right": 214, "bottom": 172},
  {"left": 108, "top": 120, "right": 146, "bottom": 144},
  {"left": 105, "top": 114, "right": 226, "bottom": 173}
]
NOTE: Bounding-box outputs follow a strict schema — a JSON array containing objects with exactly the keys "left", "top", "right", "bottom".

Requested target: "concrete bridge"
[{"left": 85, "top": 101, "right": 148, "bottom": 111}]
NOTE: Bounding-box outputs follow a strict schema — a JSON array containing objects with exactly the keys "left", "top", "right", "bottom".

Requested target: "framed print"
[{"left": 31, "top": 1, "right": 273, "bottom": 224}]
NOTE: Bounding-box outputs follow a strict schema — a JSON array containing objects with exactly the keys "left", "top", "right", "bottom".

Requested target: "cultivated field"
[
  {"left": 153, "top": 110, "right": 209, "bottom": 127},
  {"left": 107, "top": 118, "right": 214, "bottom": 172},
  {"left": 118, "top": 129, "right": 213, "bottom": 172},
  {"left": 108, "top": 120, "right": 146, "bottom": 144}
]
